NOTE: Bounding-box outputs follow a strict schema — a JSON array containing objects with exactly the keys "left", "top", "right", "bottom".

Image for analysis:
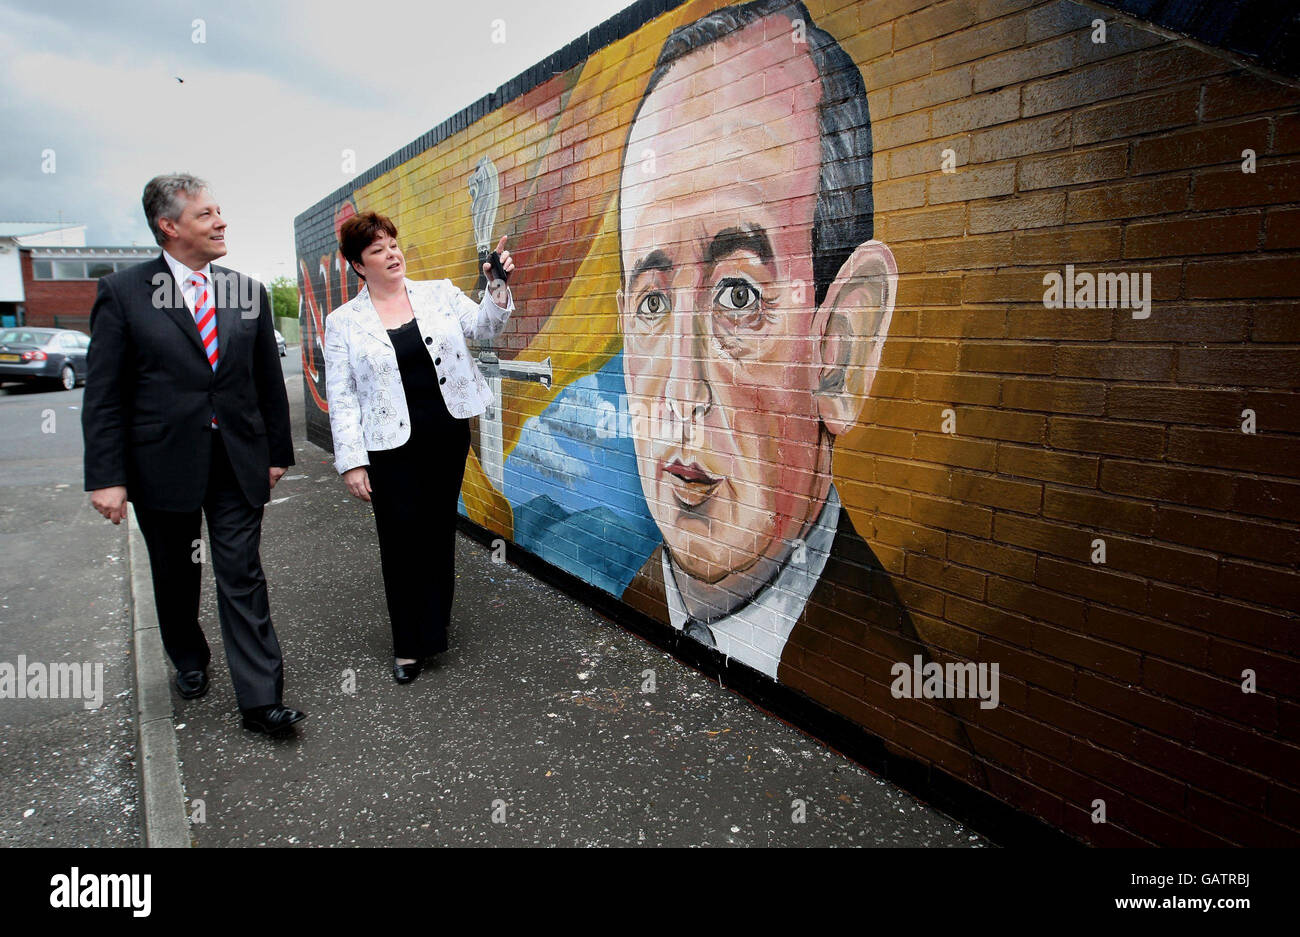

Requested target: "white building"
[{"left": 0, "top": 223, "right": 86, "bottom": 324}]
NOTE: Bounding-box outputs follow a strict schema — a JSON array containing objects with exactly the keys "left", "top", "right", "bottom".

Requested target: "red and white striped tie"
[
  {"left": 187, "top": 272, "right": 219, "bottom": 369},
  {"left": 188, "top": 272, "right": 219, "bottom": 427}
]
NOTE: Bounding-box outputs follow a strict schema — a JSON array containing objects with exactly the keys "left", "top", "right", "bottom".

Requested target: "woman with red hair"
[{"left": 324, "top": 211, "right": 515, "bottom": 683}]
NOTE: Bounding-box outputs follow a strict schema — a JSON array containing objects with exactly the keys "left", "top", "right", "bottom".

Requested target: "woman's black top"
[{"left": 378, "top": 317, "right": 457, "bottom": 449}]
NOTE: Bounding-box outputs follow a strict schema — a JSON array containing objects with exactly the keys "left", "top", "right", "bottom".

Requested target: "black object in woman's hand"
[{"left": 488, "top": 250, "right": 510, "bottom": 284}]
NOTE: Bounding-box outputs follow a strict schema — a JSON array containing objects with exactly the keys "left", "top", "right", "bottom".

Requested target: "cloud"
[
  {"left": 0, "top": 0, "right": 635, "bottom": 281},
  {"left": 513, "top": 374, "right": 624, "bottom": 483},
  {"left": 513, "top": 414, "right": 591, "bottom": 484},
  {"left": 541, "top": 376, "right": 619, "bottom": 444}
]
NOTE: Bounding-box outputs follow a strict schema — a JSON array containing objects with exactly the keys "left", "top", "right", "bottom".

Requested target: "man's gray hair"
[
  {"left": 621, "top": 0, "right": 874, "bottom": 307},
  {"left": 142, "top": 173, "right": 209, "bottom": 246}
]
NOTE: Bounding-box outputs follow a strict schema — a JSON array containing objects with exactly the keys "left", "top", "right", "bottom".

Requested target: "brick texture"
[
  {"left": 20, "top": 250, "right": 96, "bottom": 329},
  {"left": 295, "top": 0, "right": 1300, "bottom": 847}
]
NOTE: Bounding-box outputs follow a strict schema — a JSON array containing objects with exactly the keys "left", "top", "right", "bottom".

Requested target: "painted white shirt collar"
[{"left": 661, "top": 484, "right": 842, "bottom": 679}]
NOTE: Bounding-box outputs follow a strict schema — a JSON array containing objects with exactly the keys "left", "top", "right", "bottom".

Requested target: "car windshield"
[{"left": 0, "top": 330, "right": 54, "bottom": 345}]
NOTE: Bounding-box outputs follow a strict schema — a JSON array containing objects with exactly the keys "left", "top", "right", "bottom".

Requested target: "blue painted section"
[{"left": 458, "top": 351, "right": 660, "bottom": 596}]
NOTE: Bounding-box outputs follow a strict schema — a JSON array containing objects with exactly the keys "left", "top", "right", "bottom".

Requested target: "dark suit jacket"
[
  {"left": 623, "top": 505, "right": 978, "bottom": 776},
  {"left": 82, "top": 255, "right": 294, "bottom": 511}
]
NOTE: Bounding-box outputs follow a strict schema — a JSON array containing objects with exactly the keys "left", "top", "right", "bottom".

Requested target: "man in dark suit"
[
  {"left": 623, "top": 502, "right": 978, "bottom": 777},
  {"left": 616, "top": 0, "right": 901, "bottom": 676},
  {"left": 83, "top": 173, "right": 306, "bottom": 736},
  {"left": 615, "top": 1, "right": 980, "bottom": 773}
]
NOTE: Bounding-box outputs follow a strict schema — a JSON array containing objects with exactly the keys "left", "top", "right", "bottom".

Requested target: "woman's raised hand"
[
  {"left": 343, "top": 466, "right": 372, "bottom": 502},
  {"left": 482, "top": 235, "right": 515, "bottom": 282}
]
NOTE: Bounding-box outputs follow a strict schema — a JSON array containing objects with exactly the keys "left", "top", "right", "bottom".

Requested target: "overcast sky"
[{"left": 0, "top": 0, "right": 635, "bottom": 283}]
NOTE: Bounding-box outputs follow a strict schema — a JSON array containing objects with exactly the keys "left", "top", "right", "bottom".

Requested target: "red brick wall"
[
  {"left": 21, "top": 251, "right": 96, "bottom": 329},
  {"left": 846, "top": 0, "right": 1300, "bottom": 846},
  {"left": 296, "top": 0, "right": 1300, "bottom": 846}
]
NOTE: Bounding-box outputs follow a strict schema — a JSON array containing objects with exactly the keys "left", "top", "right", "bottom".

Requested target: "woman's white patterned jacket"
[{"left": 323, "top": 278, "right": 513, "bottom": 474}]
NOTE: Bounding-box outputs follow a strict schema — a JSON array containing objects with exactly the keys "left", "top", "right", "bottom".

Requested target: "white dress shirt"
[
  {"left": 661, "top": 485, "right": 842, "bottom": 678},
  {"left": 162, "top": 249, "right": 218, "bottom": 426},
  {"left": 162, "top": 249, "right": 213, "bottom": 316}
]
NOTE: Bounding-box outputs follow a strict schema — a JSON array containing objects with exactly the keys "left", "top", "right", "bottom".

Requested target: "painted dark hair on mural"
[{"left": 622, "top": 0, "right": 875, "bottom": 307}]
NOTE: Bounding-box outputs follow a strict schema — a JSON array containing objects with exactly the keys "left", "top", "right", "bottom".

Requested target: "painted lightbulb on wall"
[
  {"left": 469, "top": 155, "right": 500, "bottom": 300},
  {"left": 465, "top": 151, "right": 551, "bottom": 495}
]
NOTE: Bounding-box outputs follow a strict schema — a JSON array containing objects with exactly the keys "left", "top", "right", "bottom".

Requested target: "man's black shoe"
[
  {"left": 176, "top": 669, "right": 209, "bottom": 699},
  {"left": 241, "top": 703, "right": 307, "bottom": 736}
]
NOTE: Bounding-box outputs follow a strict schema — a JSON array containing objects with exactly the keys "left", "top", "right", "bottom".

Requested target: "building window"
[
  {"left": 51, "top": 261, "right": 87, "bottom": 279},
  {"left": 31, "top": 256, "right": 152, "bottom": 279}
]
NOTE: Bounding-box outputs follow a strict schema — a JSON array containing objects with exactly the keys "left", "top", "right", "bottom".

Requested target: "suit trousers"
[
  {"left": 366, "top": 420, "right": 470, "bottom": 660},
  {"left": 133, "top": 430, "right": 284, "bottom": 709}
]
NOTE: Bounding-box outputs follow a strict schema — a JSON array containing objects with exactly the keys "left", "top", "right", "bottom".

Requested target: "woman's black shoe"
[{"left": 393, "top": 659, "right": 423, "bottom": 684}]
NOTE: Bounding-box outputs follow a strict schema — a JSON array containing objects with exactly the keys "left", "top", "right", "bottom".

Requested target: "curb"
[{"left": 126, "top": 502, "right": 192, "bottom": 848}]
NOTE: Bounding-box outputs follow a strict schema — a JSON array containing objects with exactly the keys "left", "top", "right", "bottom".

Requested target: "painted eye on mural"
[
  {"left": 714, "top": 277, "right": 768, "bottom": 331},
  {"left": 715, "top": 279, "right": 759, "bottom": 313},
  {"left": 636, "top": 291, "right": 670, "bottom": 320}
]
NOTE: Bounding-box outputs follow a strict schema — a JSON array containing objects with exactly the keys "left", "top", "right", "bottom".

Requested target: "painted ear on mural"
[{"left": 814, "top": 239, "right": 898, "bottom": 438}]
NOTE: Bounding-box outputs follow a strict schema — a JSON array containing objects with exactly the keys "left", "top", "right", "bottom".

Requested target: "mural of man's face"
[{"left": 618, "top": 16, "right": 896, "bottom": 596}]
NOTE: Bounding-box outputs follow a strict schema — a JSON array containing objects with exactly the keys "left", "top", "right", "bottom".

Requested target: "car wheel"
[{"left": 60, "top": 364, "right": 75, "bottom": 391}]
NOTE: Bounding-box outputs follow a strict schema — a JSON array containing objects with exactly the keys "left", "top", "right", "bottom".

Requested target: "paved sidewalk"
[
  {"left": 0, "top": 384, "right": 138, "bottom": 847},
  {"left": 160, "top": 372, "right": 988, "bottom": 847}
]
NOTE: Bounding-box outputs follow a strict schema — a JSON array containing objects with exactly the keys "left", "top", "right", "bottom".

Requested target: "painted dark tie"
[{"left": 683, "top": 618, "right": 716, "bottom": 648}]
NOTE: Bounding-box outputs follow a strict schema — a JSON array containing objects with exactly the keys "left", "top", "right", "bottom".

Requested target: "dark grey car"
[{"left": 0, "top": 328, "right": 90, "bottom": 391}]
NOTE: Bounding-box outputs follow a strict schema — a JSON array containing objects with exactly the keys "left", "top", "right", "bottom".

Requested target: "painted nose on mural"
[{"left": 664, "top": 307, "right": 711, "bottom": 432}]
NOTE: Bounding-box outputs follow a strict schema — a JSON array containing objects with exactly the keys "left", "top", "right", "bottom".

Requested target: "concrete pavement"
[
  {"left": 0, "top": 380, "right": 139, "bottom": 847},
  {"left": 0, "top": 347, "right": 988, "bottom": 847},
  {"left": 158, "top": 351, "right": 987, "bottom": 847}
]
